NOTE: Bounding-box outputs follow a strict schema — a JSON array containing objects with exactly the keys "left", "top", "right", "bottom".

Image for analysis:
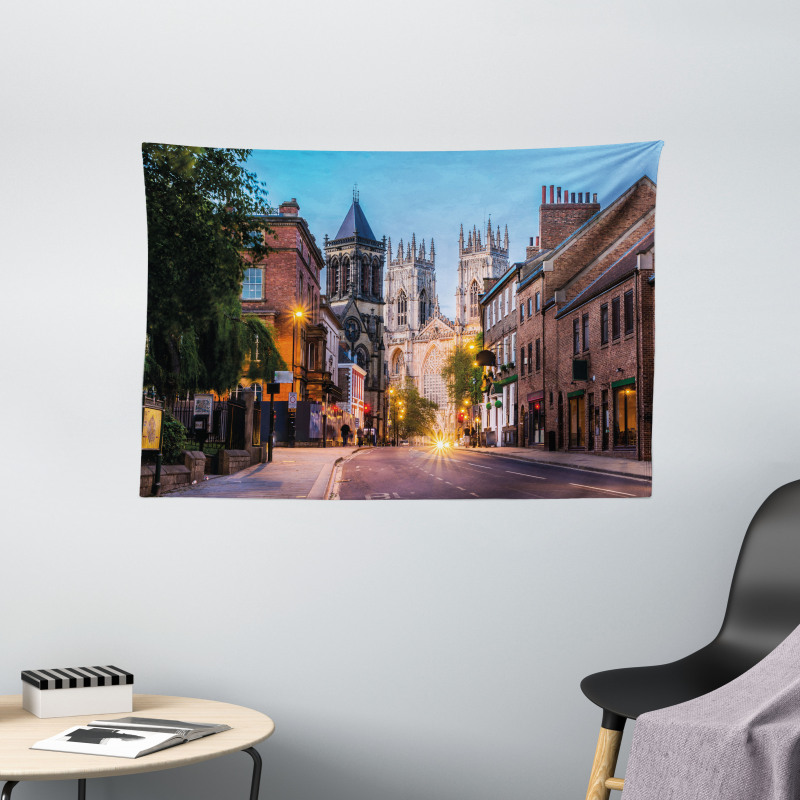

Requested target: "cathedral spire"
[
  {"left": 496, "top": 224, "right": 501, "bottom": 248},
  {"left": 430, "top": 237, "right": 435, "bottom": 262},
  {"left": 387, "top": 236, "right": 392, "bottom": 264},
  {"left": 419, "top": 238, "right": 425, "bottom": 260},
  {"left": 397, "top": 238, "right": 404, "bottom": 260},
  {"left": 504, "top": 224, "right": 509, "bottom": 250}
]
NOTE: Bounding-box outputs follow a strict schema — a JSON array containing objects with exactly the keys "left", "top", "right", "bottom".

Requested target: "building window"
[
  {"left": 573, "top": 318, "right": 580, "bottom": 355},
  {"left": 614, "top": 384, "right": 637, "bottom": 447},
  {"left": 242, "top": 268, "right": 262, "bottom": 300},
  {"left": 470, "top": 280, "right": 479, "bottom": 318},
  {"left": 569, "top": 394, "right": 585, "bottom": 448},
  {"left": 535, "top": 291, "right": 541, "bottom": 313},
  {"left": 398, "top": 291, "right": 407, "bottom": 327},
  {"left": 419, "top": 290, "right": 428, "bottom": 327},
  {"left": 372, "top": 260, "right": 381, "bottom": 297},
  {"left": 612, "top": 296, "right": 621, "bottom": 340},
  {"left": 527, "top": 342, "right": 533, "bottom": 374},
  {"left": 499, "top": 295, "right": 504, "bottom": 318},
  {"left": 527, "top": 297, "right": 532, "bottom": 317},
  {"left": 422, "top": 347, "right": 447, "bottom": 408},
  {"left": 624, "top": 289, "right": 634, "bottom": 334},
  {"left": 600, "top": 303, "right": 609, "bottom": 345},
  {"left": 535, "top": 338, "right": 541, "bottom": 371},
  {"left": 520, "top": 304, "right": 525, "bottom": 323},
  {"left": 582, "top": 313, "right": 589, "bottom": 351}
]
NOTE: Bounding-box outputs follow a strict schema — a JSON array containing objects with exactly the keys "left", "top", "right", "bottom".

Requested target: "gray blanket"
[{"left": 621, "top": 625, "right": 800, "bottom": 800}]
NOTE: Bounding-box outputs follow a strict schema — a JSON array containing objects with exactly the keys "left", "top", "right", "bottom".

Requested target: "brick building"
[
  {"left": 480, "top": 264, "right": 520, "bottom": 446},
  {"left": 240, "top": 198, "right": 325, "bottom": 402},
  {"left": 515, "top": 178, "right": 656, "bottom": 460}
]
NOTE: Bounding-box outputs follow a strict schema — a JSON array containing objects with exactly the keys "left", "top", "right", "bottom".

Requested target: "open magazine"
[{"left": 31, "top": 716, "right": 231, "bottom": 759}]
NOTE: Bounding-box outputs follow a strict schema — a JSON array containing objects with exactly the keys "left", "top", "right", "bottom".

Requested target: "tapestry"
[{"left": 140, "top": 141, "right": 662, "bottom": 500}]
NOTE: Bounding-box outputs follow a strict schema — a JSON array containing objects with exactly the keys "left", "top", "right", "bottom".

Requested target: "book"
[{"left": 30, "top": 716, "right": 231, "bottom": 759}]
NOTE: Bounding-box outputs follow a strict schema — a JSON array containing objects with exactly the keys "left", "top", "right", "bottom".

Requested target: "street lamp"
[{"left": 291, "top": 309, "right": 304, "bottom": 396}]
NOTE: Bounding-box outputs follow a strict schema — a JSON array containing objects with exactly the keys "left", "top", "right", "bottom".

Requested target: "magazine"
[{"left": 31, "top": 716, "right": 231, "bottom": 759}]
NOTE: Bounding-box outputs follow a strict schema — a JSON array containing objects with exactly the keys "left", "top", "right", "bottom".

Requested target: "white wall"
[{"left": 2, "top": 1, "right": 799, "bottom": 799}]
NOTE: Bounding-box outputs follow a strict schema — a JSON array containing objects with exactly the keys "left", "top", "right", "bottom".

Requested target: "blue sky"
[{"left": 247, "top": 141, "right": 663, "bottom": 319}]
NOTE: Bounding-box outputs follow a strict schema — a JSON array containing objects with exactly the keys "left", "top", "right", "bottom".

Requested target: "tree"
[
  {"left": 389, "top": 379, "right": 438, "bottom": 440},
  {"left": 441, "top": 333, "right": 484, "bottom": 406},
  {"left": 142, "top": 144, "right": 284, "bottom": 399}
]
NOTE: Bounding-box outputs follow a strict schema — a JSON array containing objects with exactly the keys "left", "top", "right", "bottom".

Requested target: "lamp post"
[{"left": 291, "top": 309, "right": 304, "bottom": 396}]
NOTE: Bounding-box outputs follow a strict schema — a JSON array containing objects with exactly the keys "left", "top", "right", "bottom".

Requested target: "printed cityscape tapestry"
[{"left": 141, "top": 141, "right": 662, "bottom": 500}]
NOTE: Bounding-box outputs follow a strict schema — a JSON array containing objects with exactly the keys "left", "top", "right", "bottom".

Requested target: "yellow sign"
[{"left": 141, "top": 407, "right": 163, "bottom": 451}]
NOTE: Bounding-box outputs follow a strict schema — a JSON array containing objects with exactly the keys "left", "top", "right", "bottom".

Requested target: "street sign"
[
  {"left": 193, "top": 393, "right": 213, "bottom": 416},
  {"left": 288, "top": 392, "right": 298, "bottom": 410},
  {"left": 275, "top": 371, "right": 293, "bottom": 384},
  {"left": 266, "top": 383, "right": 280, "bottom": 395}
]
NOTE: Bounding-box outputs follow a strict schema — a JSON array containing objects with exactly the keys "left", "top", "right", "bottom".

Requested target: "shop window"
[
  {"left": 614, "top": 384, "right": 637, "bottom": 447},
  {"left": 569, "top": 394, "right": 585, "bottom": 449}
]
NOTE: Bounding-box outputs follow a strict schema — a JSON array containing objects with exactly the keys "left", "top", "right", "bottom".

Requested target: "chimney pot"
[
  {"left": 529, "top": 237, "right": 533, "bottom": 246},
  {"left": 542, "top": 186, "right": 546, "bottom": 203},
  {"left": 557, "top": 187, "right": 562, "bottom": 203},
  {"left": 578, "top": 192, "right": 583, "bottom": 203},
  {"left": 571, "top": 192, "right": 575, "bottom": 203},
  {"left": 592, "top": 193, "right": 597, "bottom": 203},
  {"left": 550, "top": 185, "right": 554, "bottom": 203},
  {"left": 536, "top": 236, "right": 540, "bottom": 247}
]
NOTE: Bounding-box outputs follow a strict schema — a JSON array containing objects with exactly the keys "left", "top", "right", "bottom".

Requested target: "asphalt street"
[{"left": 336, "top": 446, "right": 651, "bottom": 500}]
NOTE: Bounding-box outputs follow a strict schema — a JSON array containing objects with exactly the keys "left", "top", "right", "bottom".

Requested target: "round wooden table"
[{"left": 0, "top": 694, "right": 275, "bottom": 798}]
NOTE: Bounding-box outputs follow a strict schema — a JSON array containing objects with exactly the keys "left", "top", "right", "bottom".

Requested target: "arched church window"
[
  {"left": 398, "top": 291, "right": 407, "bottom": 327},
  {"left": 470, "top": 280, "right": 479, "bottom": 318},
  {"left": 356, "top": 347, "right": 368, "bottom": 374},
  {"left": 422, "top": 347, "right": 447, "bottom": 408},
  {"left": 330, "top": 259, "right": 339, "bottom": 294},
  {"left": 361, "top": 258, "right": 370, "bottom": 295},
  {"left": 371, "top": 259, "right": 380, "bottom": 297},
  {"left": 419, "top": 290, "right": 428, "bottom": 327},
  {"left": 343, "top": 257, "right": 350, "bottom": 291}
]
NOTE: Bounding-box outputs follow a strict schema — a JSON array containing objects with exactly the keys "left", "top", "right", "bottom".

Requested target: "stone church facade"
[{"left": 384, "top": 219, "right": 510, "bottom": 436}]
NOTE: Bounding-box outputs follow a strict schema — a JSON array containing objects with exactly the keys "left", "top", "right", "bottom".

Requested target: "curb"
[
  {"left": 325, "top": 448, "right": 369, "bottom": 500},
  {"left": 466, "top": 447, "right": 652, "bottom": 482}
]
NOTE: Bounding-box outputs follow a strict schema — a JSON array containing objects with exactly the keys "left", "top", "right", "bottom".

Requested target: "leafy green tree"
[
  {"left": 441, "top": 334, "right": 484, "bottom": 406},
  {"left": 389, "top": 379, "right": 438, "bottom": 440},
  {"left": 142, "top": 144, "right": 284, "bottom": 399}
]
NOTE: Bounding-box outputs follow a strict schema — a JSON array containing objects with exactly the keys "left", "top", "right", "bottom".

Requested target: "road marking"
[
  {"left": 569, "top": 482, "right": 636, "bottom": 497},
  {"left": 470, "top": 492, "right": 480, "bottom": 497},
  {"left": 392, "top": 492, "right": 401, "bottom": 499},
  {"left": 506, "top": 470, "right": 546, "bottom": 480},
  {"left": 467, "top": 463, "right": 493, "bottom": 469},
  {"left": 366, "top": 493, "right": 391, "bottom": 500},
  {"left": 436, "top": 477, "right": 444, "bottom": 481},
  {"left": 445, "top": 481, "right": 453, "bottom": 485},
  {"left": 457, "top": 486, "right": 465, "bottom": 491}
]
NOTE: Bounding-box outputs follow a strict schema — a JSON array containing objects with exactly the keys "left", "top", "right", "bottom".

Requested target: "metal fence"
[{"left": 168, "top": 399, "right": 230, "bottom": 449}]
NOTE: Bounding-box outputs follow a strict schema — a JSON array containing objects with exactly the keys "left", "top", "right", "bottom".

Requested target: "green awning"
[
  {"left": 492, "top": 374, "right": 518, "bottom": 388},
  {"left": 567, "top": 389, "right": 585, "bottom": 398},
  {"left": 612, "top": 377, "right": 636, "bottom": 389}
]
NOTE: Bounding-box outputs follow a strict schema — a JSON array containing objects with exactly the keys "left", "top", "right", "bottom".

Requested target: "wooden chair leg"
[{"left": 585, "top": 726, "right": 623, "bottom": 800}]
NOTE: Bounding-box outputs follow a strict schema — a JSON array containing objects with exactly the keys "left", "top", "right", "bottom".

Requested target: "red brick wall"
[
  {"left": 539, "top": 202, "right": 600, "bottom": 250},
  {"left": 516, "top": 273, "right": 546, "bottom": 444}
]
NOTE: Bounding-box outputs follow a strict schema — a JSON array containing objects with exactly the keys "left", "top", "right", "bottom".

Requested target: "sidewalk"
[
  {"left": 168, "top": 446, "right": 363, "bottom": 500},
  {"left": 465, "top": 445, "right": 652, "bottom": 480}
]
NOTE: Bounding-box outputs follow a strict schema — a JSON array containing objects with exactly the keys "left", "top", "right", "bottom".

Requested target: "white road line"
[
  {"left": 457, "top": 486, "right": 465, "bottom": 491},
  {"left": 445, "top": 481, "right": 453, "bottom": 485},
  {"left": 467, "top": 463, "right": 493, "bottom": 469},
  {"left": 506, "top": 470, "right": 546, "bottom": 480},
  {"left": 569, "top": 482, "right": 636, "bottom": 497},
  {"left": 470, "top": 492, "right": 480, "bottom": 497},
  {"left": 436, "top": 477, "right": 444, "bottom": 481}
]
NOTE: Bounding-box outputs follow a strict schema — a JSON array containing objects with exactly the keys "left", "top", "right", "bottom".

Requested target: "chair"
[{"left": 580, "top": 479, "right": 800, "bottom": 800}]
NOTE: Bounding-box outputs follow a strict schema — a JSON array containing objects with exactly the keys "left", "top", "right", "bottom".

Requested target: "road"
[{"left": 335, "top": 446, "right": 651, "bottom": 500}]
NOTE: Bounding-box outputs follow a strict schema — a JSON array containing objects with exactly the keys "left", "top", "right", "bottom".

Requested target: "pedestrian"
[
  {"left": 341, "top": 424, "right": 351, "bottom": 446},
  {"left": 357, "top": 429, "right": 363, "bottom": 446}
]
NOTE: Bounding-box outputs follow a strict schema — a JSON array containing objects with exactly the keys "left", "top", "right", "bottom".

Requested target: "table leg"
[
  {"left": 244, "top": 747, "right": 262, "bottom": 800},
  {"left": 1, "top": 782, "right": 18, "bottom": 799},
  {"left": 78, "top": 778, "right": 86, "bottom": 799}
]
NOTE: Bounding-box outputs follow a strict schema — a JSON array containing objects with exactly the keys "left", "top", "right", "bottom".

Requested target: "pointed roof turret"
[
  {"left": 504, "top": 224, "right": 509, "bottom": 250},
  {"left": 430, "top": 238, "right": 435, "bottom": 261},
  {"left": 333, "top": 195, "right": 377, "bottom": 241}
]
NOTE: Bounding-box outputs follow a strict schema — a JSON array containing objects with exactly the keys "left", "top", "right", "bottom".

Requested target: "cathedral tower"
[
  {"left": 384, "top": 233, "right": 437, "bottom": 335},
  {"left": 324, "top": 190, "right": 386, "bottom": 436},
  {"left": 454, "top": 218, "right": 509, "bottom": 331}
]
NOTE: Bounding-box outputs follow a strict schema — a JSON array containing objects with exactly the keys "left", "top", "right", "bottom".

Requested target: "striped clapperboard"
[{"left": 22, "top": 665, "right": 134, "bottom": 718}]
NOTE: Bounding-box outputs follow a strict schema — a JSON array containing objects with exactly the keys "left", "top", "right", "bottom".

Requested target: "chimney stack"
[{"left": 279, "top": 198, "right": 300, "bottom": 217}]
